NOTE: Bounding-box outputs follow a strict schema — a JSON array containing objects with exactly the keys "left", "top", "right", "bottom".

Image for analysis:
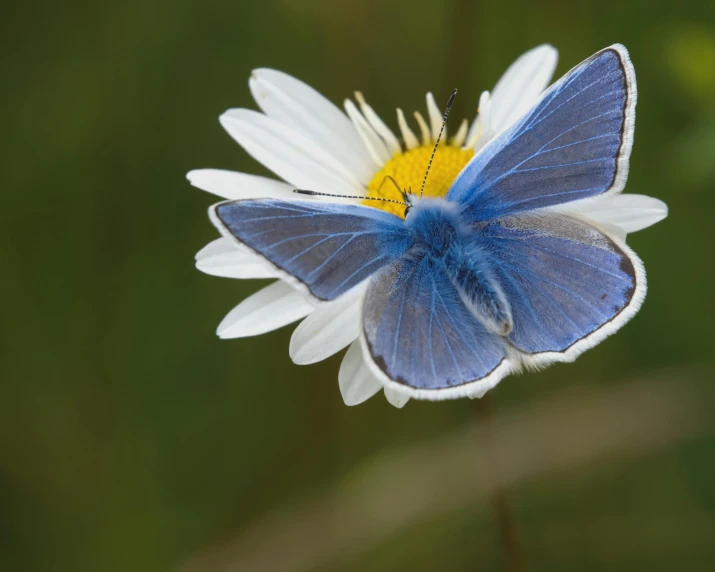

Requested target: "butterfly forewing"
[
  {"left": 448, "top": 44, "right": 635, "bottom": 221},
  {"left": 211, "top": 199, "right": 412, "bottom": 301}
]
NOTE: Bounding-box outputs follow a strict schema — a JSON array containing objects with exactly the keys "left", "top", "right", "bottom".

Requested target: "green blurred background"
[{"left": 2, "top": 0, "right": 715, "bottom": 570}]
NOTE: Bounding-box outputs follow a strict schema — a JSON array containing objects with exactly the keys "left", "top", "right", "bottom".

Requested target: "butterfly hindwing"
[
  {"left": 361, "top": 248, "right": 510, "bottom": 399},
  {"left": 479, "top": 213, "right": 645, "bottom": 362},
  {"left": 448, "top": 44, "right": 635, "bottom": 220},
  {"left": 211, "top": 199, "right": 413, "bottom": 301}
]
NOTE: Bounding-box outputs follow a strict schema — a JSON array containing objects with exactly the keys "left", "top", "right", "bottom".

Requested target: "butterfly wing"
[
  {"left": 448, "top": 44, "right": 636, "bottom": 220},
  {"left": 361, "top": 248, "right": 510, "bottom": 400},
  {"left": 479, "top": 213, "right": 645, "bottom": 364},
  {"left": 210, "top": 199, "right": 413, "bottom": 301}
]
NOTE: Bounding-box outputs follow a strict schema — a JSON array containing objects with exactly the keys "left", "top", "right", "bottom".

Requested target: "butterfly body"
[
  {"left": 210, "top": 45, "right": 650, "bottom": 400},
  {"left": 403, "top": 197, "right": 514, "bottom": 337}
]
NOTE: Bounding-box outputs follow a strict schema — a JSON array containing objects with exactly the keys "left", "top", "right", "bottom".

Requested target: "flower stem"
[{"left": 471, "top": 395, "right": 527, "bottom": 572}]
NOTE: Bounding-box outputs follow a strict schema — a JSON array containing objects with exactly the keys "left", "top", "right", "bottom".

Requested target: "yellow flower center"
[{"left": 364, "top": 145, "right": 474, "bottom": 217}]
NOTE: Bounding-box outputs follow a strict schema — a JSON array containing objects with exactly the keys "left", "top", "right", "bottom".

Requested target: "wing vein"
[
  {"left": 476, "top": 111, "right": 619, "bottom": 196},
  {"left": 431, "top": 273, "right": 464, "bottom": 381},
  {"left": 433, "top": 277, "right": 487, "bottom": 370},
  {"left": 306, "top": 234, "right": 359, "bottom": 277},
  {"left": 526, "top": 69, "right": 620, "bottom": 131},
  {"left": 332, "top": 254, "right": 388, "bottom": 293},
  {"left": 390, "top": 278, "right": 410, "bottom": 370},
  {"left": 506, "top": 258, "right": 609, "bottom": 319}
]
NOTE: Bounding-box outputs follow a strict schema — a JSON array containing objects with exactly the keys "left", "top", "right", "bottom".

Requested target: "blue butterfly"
[{"left": 209, "top": 44, "right": 646, "bottom": 400}]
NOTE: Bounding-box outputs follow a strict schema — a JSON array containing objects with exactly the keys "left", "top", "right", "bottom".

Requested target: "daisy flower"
[{"left": 188, "top": 45, "right": 668, "bottom": 408}]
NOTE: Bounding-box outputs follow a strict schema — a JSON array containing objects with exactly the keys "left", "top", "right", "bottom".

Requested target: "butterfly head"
[{"left": 401, "top": 189, "right": 418, "bottom": 218}]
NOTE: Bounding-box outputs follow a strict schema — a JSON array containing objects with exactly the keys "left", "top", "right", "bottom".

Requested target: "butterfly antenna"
[
  {"left": 376, "top": 175, "right": 405, "bottom": 197},
  {"left": 420, "top": 88, "right": 457, "bottom": 199},
  {"left": 293, "top": 189, "right": 408, "bottom": 207}
]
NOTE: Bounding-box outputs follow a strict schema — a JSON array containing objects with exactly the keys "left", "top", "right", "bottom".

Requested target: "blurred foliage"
[
  {"left": 666, "top": 25, "right": 715, "bottom": 185},
  {"left": 1, "top": 0, "right": 714, "bottom": 571}
]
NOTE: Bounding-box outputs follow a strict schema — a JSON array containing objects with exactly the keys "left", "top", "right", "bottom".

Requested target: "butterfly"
[{"left": 209, "top": 44, "right": 645, "bottom": 400}]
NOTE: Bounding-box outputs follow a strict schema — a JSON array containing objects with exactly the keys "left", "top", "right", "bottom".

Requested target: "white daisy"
[{"left": 188, "top": 45, "right": 668, "bottom": 408}]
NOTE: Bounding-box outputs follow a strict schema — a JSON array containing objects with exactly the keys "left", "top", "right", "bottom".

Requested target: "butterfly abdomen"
[{"left": 444, "top": 246, "right": 514, "bottom": 337}]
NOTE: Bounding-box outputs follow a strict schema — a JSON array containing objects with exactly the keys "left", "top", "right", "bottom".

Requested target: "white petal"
[
  {"left": 426, "top": 92, "right": 446, "bottom": 141},
  {"left": 187, "top": 169, "right": 294, "bottom": 201},
  {"left": 338, "top": 341, "right": 383, "bottom": 406},
  {"left": 451, "top": 118, "right": 469, "bottom": 147},
  {"left": 397, "top": 108, "right": 419, "bottom": 150},
  {"left": 220, "top": 109, "right": 366, "bottom": 198},
  {"left": 344, "top": 100, "right": 391, "bottom": 167},
  {"left": 465, "top": 91, "right": 491, "bottom": 149},
  {"left": 413, "top": 111, "right": 432, "bottom": 146},
  {"left": 290, "top": 287, "right": 363, "bottom": 365},
  {"left": 249, "top": 69, "right": 374, "bottom": 184},
  {"left": 384, "top": 387, "right": 410, "bottom": 409},
  {"left": 355, "top": 92, "right": 402, "bottom": 156},
  {"left": 217, "top": 281, "right": 314, "bottom": 339},
  {"left": 201, "top": 262, "right": 275, "bottom": 280},
  {"left": 594, "top": 220, "right": 627, "bottom": 242},
  {"left": 566, "top": 194, "right": 669, "bottom": 234},
  {"left": 195, "top": 238, "right": 275, "bottom": 279},
  {"left": 489, "top": 44, "right": 558, "bottom": 134},
  {"left": 468, "top": 386, "right": 491, "bottom": 400},
  {"left": 195, "top": 237, "right": 238, "bottom": 261},
  {"left": 195, "top": 237, "right": 253, "bottom": 263}
]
